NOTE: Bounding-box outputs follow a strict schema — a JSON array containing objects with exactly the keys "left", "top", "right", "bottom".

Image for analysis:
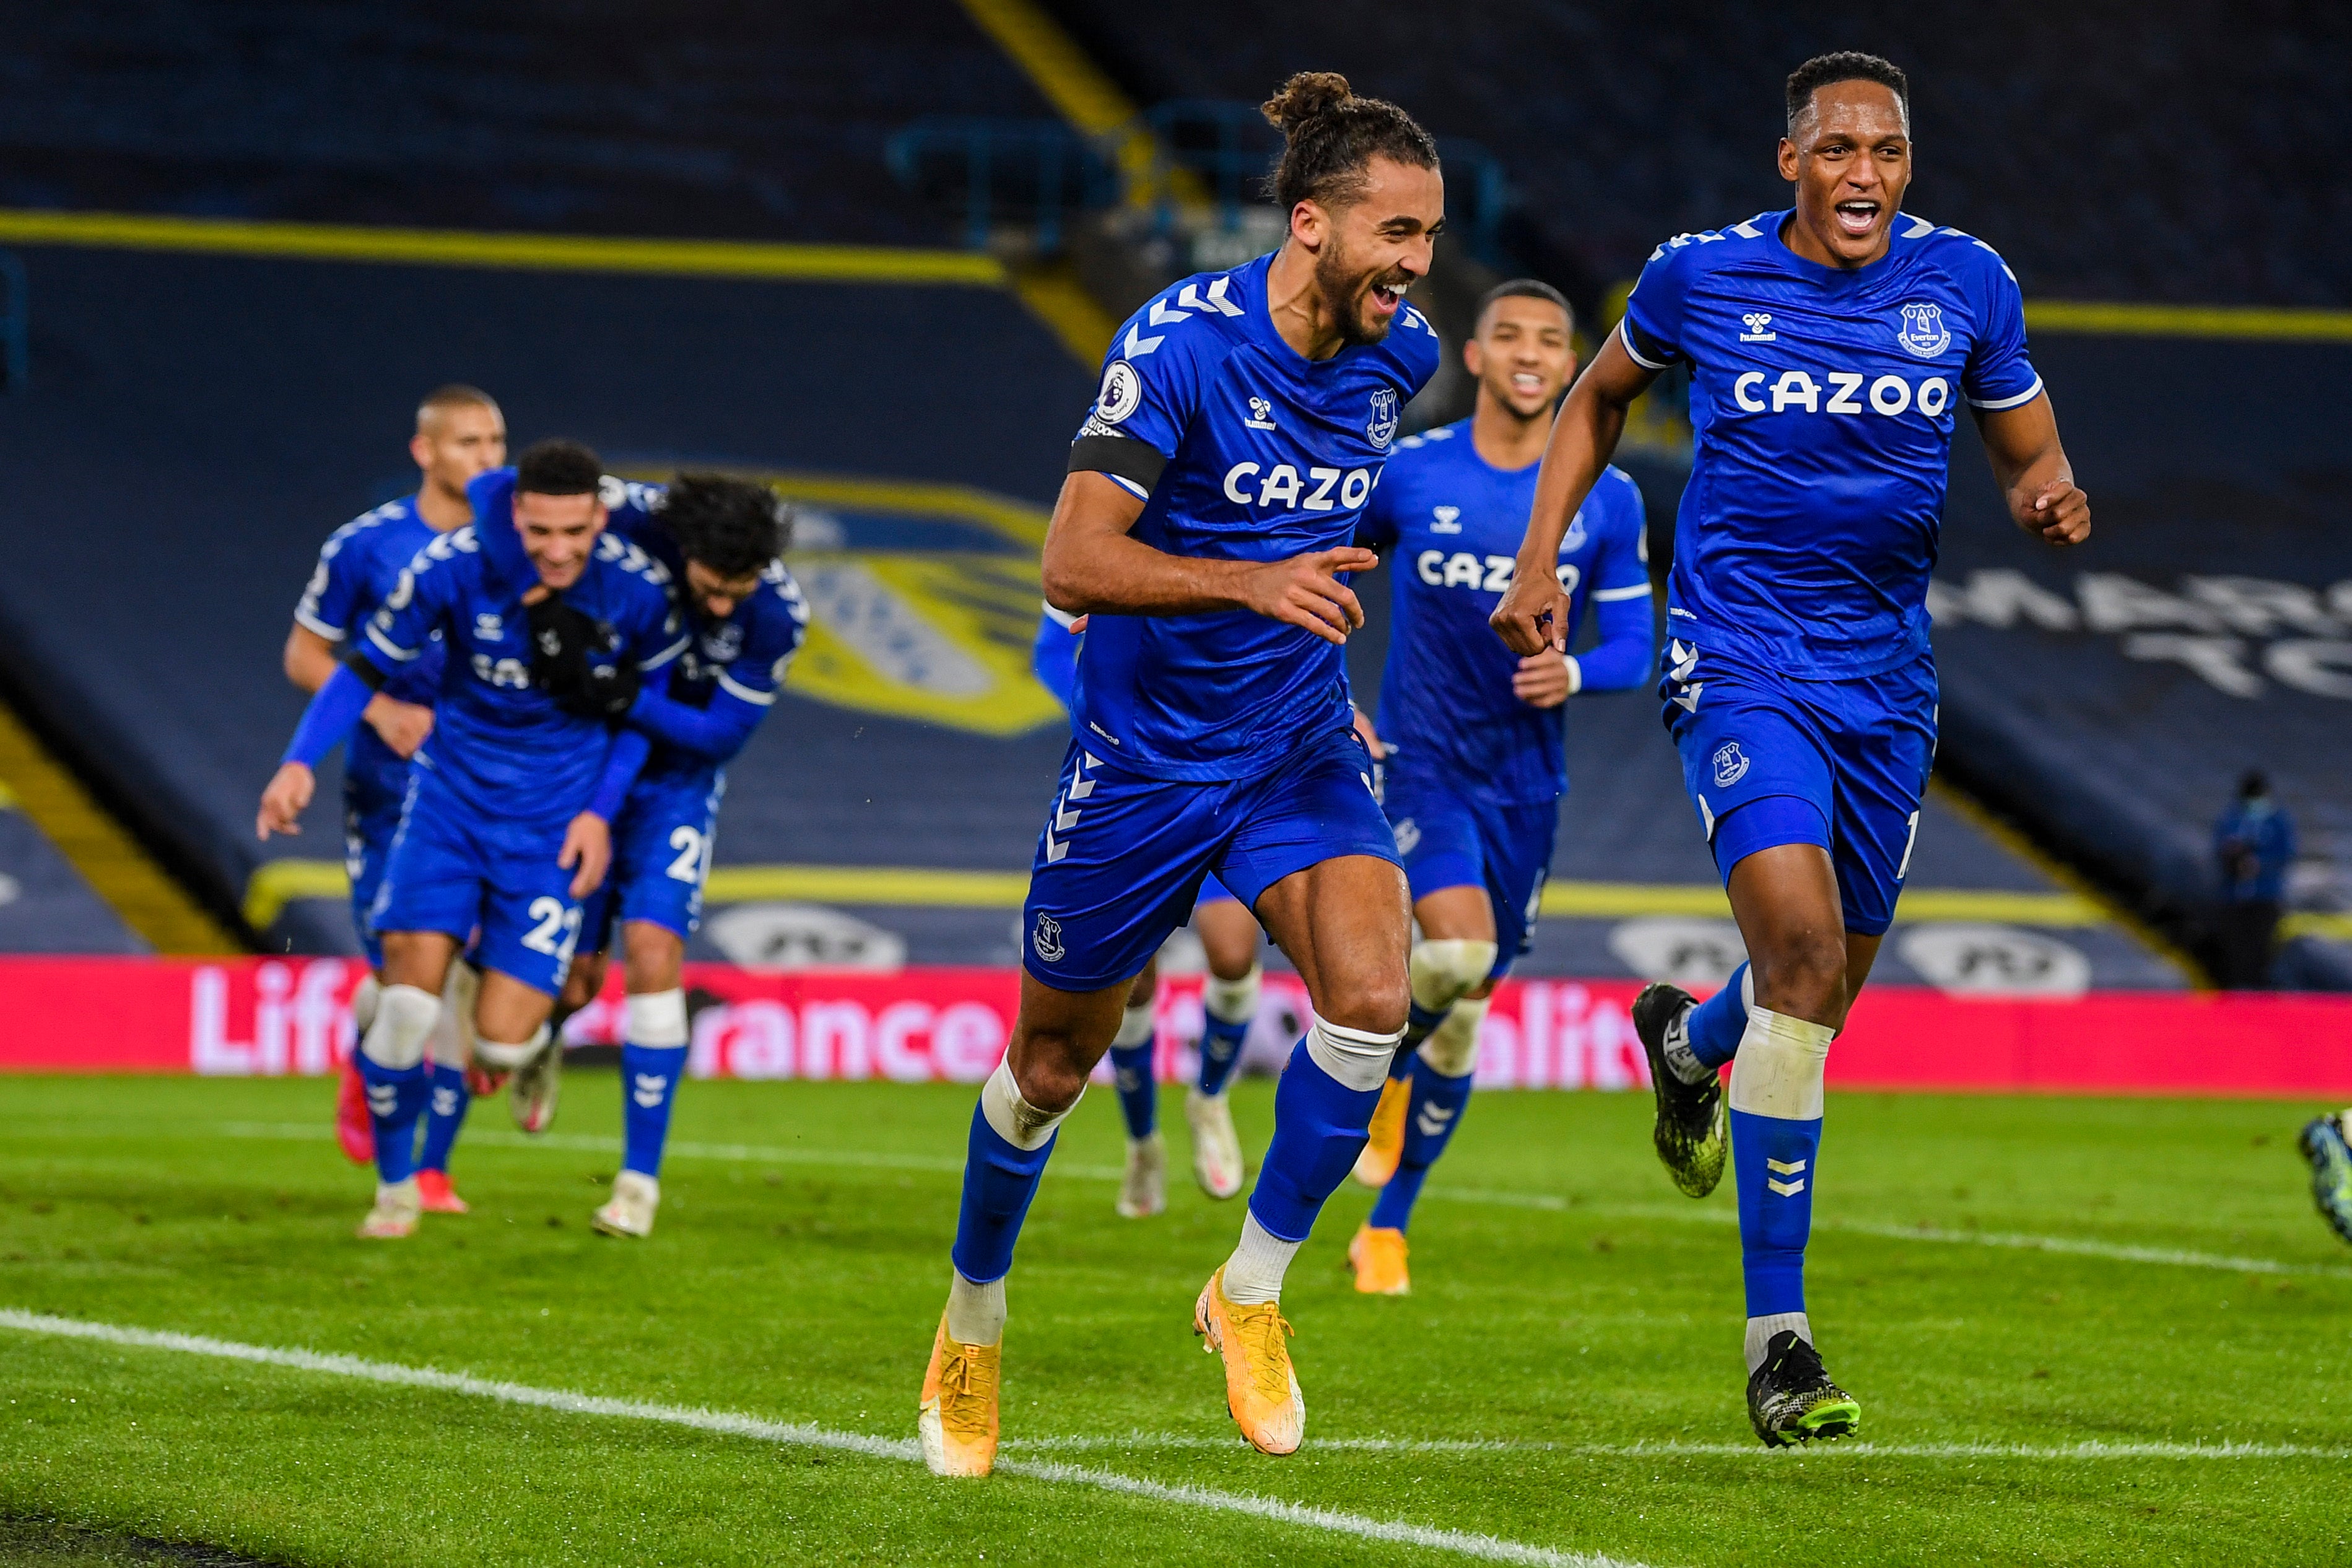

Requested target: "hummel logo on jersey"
[
  {"left": 1414, "top": 1101, "right": 1458, "bottom": 1137},
  {"left": 632, "top": 1073, "right": 670, "bottom": 1108},
  {"left": 1431, "top": 506, "right": 1461, "bottom": 533},
  {"left": 1366, "top": 388, "right": 1400, "bottom": 449},
  {"left": 1244, "top": 395, "right": 1278, "bottom": 430},
  {"left": 1898, "top": 301, "right": 1951, "bottom": 357},
  {"left": 1739, "top": 311, "right": 1776, "bottom": 342},
  {"left": 1392, "top": 817, "right": 1421, "bottom": 855},
  {"left": 473, "top": 612, "right": 503, "bottom": 640},
  {"left": 365, "top": 1083, "right": 398, "bottom": 1117},
  {"left": 1032, "top": 913, "right": 1066, "bottom": 964},
  {"left": 1712, "top": 741, "right": 1751, "bottom": 788},
  {"left": 1042, "top": 752, "right": 1102, "bottom": 863},
  {"left": 1765, "top": 1155, "right": 1808, "bottom": 1196}
]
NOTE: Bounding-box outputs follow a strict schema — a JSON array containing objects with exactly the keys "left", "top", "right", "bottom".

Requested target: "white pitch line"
[
  {"left": 0, "top": 1308, "right": 1650, "bottom": 1568},
  {"left": 1001, "top": 1434, "right": 2352, "bottom": 1461},
  {"left": 209, "top": 1122, "right": 2352, "bottom": 1279}
]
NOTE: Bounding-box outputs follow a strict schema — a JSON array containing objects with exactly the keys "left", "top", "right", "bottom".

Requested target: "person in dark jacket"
[{"left": 2214, "top": 770, "right": 2294, "bottom": 988}]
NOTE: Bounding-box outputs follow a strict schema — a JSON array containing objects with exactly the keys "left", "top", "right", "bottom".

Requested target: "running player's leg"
[
  {"left": 1356, "top": 769, "right": 1492, "bottom": 1188},
  {"left": 466, "top": 827, "right": 591, "bottom": 1134},
  {"left": 1110, "top": 959, "right": 1165, "bottom": 1219},
  {"left": 334, "top": 786, "right": 406, "bottom": 1165},
  {"left": 1356, "top": 798, "right": 1550, "bottom": 1291},
  {"left": 921, "top": 743, "right": 1213, "bottom": 1476},
  {"left": 1185, "top": 886, "right": 1257, "bottom": 1201},
  {"left": 594, "top": 920, "right": 688, "bottom": 1237},
  {"left": 1193, "top": 728, "right": 1407, "bottom": 1453},
  {"left": 2302, "top": 1107, "right": 2352, "bottom": 1247}
]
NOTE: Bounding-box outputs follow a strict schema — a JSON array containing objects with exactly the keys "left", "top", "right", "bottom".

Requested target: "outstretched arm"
[
  {"left": 1040, "top": 470, "right": 1377, "bottom": 647},
  {"left": 1491, "top": 331, "right": 1660, "bottom": 653},
  {"left": 623, "top": 686, "right": 767, "bottom": 765},
  {"left": 256, "top": 656, "right": 383, "bottom": 838},
  {"left": 1974, "top": 393, "right": 2090, "bottom": 547}
]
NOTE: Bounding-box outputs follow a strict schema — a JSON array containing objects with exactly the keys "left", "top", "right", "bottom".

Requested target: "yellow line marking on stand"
[
  {"left": 0, "top": 697, "right": 238, "bottom": 954},
  {"left": 0, "top": 209, "right": 1005, "bottom": 287},
  {"left": 2024, "top": 299, "right": 2352, "bottom": 343}
]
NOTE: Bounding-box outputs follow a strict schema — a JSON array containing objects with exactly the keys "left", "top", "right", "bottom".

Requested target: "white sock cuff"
[
  {"left": 1419, "top": 995, "right": 1490, "bottom": 1078},
  {"left": 360, "top": 984, "right": 438, "bottom": 1071},
  {"left": 1745, "top": 1311, "right": 1813, "bottom": 1374},
  {"left": 473, "top": 1023, "right": 549, "bottom": 1072},
  {"left": 1219, "top": 1211, "right": 1305, "bottom": 1305},
  {"left": 979, "top": 1059, "right": 1076, "bottom": 1151},
  {"left": 1303, "top": 1016, "right": 1406, "bottom": 1092},
  {"left": 946, "top": 1270, "right": 1007, "bottom": 1346},
  {"left": 1726, "top": 1007, "right": 1834, "bottom": 1120},
  {"left": 626, "top": 988, "right": 690, "bottom": 1048},
  {"left": 1409, "top": 939, "right": 1498, "bottom": 1013},
  {"left": 1202, "top": 963, "right": 1263, "bottom": 1024},
  {"left": 351, "top": 973, "right": 382, "bottom": 1034},
  {"left": 1112, "top": 1000, "right": 1156, "bottom": 1048}
]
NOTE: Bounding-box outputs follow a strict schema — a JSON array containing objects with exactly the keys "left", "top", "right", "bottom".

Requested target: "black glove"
[{"left": 528, "top": 596, "right": 640, "bottom": 720}]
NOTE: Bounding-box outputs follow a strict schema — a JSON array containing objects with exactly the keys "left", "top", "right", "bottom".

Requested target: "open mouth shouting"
[
  {"left": 1833, "top": 198, "right": 1882, "bottom": 238},
  {"left": 1366, "top": 274, "right": 1412, "bottom": 320},
  {"left": 1509, "top": 372, "right": 1547, "bottom": 399}
]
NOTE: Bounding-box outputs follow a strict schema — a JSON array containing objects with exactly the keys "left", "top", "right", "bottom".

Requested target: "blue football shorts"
[
  {"left": 1380, "top": 757, "right": 1557, "bottom": 981},
  {"left": 369, "top": 765, "right": 589, "bottom": 995},
  {"left": 578, "top": 770, "right": 725, "bottom": 953},
  {"left": 1022, "top": 725, "right": 1398, "bottom": 992},
  {"left": 1660, "top": 641, "right": 1935, "bottom": 937}
]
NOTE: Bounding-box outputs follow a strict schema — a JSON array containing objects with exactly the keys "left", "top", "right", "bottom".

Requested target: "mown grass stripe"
[
  {"left": 0, "top": 1308, "right": 1650, "bottom": 1568},
  {"left": 209, "top": 1122, "right": 2352, "bottom": 1279},
  {"left": 1001, "top": 1434, "right": 2352, "bottom": 1461}
]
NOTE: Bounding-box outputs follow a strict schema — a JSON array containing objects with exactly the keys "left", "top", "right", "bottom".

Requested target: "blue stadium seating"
[
  {"left": 0, "top": 806, "right": 146, "bottom": 954},
  {"left": 1042, "top": 0, "right": 2352, "bottom": 310},
  {"left": 0, "top": 1, "right": 1054, "bottom": 246}
]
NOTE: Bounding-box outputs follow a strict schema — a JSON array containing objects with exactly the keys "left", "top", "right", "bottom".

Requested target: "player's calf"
[{"left": 1107, "top": 995, "right": 1165, "bottom": 1218}]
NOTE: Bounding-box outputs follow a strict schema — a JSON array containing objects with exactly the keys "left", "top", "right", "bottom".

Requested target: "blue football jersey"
[
  {"left": 294, "top": 497, "right": 447, "bottom": 708},
  {"left": 1066, "top": 251, "right": 1442, "bottom": 781},
  {"left": 1621, "top": 210, "right": 2041, "bottom": 679},
  {"left": 600, "top": 479, "right": 809, "bottom": 787},
  {"left": 1361, "top": 421, "right": 1649, "bottom": 803},
  {"left": 358, "top": 520, "right": 686, "bottom": 825}
]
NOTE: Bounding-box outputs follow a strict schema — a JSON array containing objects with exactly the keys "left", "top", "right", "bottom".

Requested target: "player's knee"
[
  {"left": 1751, "top": 931, "right": 1847, "bottom": 1024},
  {"left": 1726, "top": 1008, "right": 1834, "bottom": 1120},
  {"left": 1409, "top": 938, "right": 1498, "bottom": 1014},
  {"left": 360, "top": 983, "right": 438, "bottom": 1072},
  {"left": 560, "top": 954, "right": 606, "bottom": 1014},
  {"left": 1419, "top": 995, "right": 1490, "bottom": 1078},
  {"left": 625, "top": 988, "right": 689, "bottom": 1049}
]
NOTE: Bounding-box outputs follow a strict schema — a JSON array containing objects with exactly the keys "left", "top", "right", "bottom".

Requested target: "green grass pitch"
[{"left": 1, "top": 1073, "right": 2348, "bottom": 1566}]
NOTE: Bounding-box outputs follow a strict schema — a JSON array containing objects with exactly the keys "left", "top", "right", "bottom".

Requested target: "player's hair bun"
[
  {"left": 1261, "top": 71, "right": 1355, "bottom": 134},
  {"left": 1259, "top": 71, "right": 1437, "bottom": 214}
]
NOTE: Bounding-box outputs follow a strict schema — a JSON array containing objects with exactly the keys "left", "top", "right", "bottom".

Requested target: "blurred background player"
[
  {"left": 1030, "top": 604, "right": 1266, "bottom": 1214},
  {"left": 258, "top": 438, "right": 681, "bottom": 1239},
  {"left": 282, "top": 384, "right": 506, "bottom": 1211},
  {"left": 921, "top": 72, "right": 1442, "bottom": 1476},
  {"left": 1493, "top": 52, "right": 2091, "bottom": 1444},
  {"left": 2213, "top": 770, "right": 2294, "bottom": 989},
  {"left": 539, "top": 472, "right": 806, "bottom": 1238},
  {"left": 1345, "top": 280, "right": 1653, "bottom": 1294}
]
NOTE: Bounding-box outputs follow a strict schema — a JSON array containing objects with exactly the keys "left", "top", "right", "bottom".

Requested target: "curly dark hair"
[
  {"left": 513, "top": 438, "right": 604, "bottom": 497},
  {"left": 660, "top": 473, "right": 789, "bottom": 578},
  {"left": 1785, "top": 51, "right": 1910, "bottom": 136},
  {"left": 1260, "top": 71, "right": 1437, "bottom": 214}
]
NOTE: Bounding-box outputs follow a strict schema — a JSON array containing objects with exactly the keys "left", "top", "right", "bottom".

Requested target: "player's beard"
[{"left": 1313, "top": 237, "right": 1405, "bottom": 349}]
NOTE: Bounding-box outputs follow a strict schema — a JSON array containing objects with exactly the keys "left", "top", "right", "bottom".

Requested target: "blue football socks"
[
  {"left": 949, "top": 1064, "right": 1071, "bottom": 1284},
  {"left": 1686, "top": 962, "right": 1749, "bottom": 1069},
  {"left": 1726, "top": 1008, "right": 1834, "bottom": 1335},
  {"left": 414, "top": 1061, "right": 470, "bottom": 1174},
  {"left": 1109, "top": 1001, "right": 1156, "bottom": 1139},
  {"left": 1247, "top": 1030, "right": 1392, "bottom": 1242},
  {"left": 1367, "top": 1055, "right": 1474, "bottom": 1233},
  {"left": 355, "top": 1055, "right": 429, "bottom": 1187},
  {"left": 621, "top": 1042, "right": 689, "bottom": 1178}
]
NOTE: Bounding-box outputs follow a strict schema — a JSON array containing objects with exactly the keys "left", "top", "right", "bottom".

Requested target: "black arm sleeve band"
[
  {"left": 338, "top": 645, "right": 390, "bottom": 691},
  {"left": 1068, "top": 434, "right": 1167, "bottom": 494},
  {"left": 1622, "top": 315, "right": 1683, "bottom": 368}
]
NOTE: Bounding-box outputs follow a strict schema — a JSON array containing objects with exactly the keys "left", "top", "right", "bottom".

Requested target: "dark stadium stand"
[
  {"left": 0, "top": 0, "right": 1055, "bottom": 246},
  {"left": 1041, "top": 0, "right": 2352, "bottom": 311},
  {"left": 0, "top": 799, "right": 146, "bottom": 954}
]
